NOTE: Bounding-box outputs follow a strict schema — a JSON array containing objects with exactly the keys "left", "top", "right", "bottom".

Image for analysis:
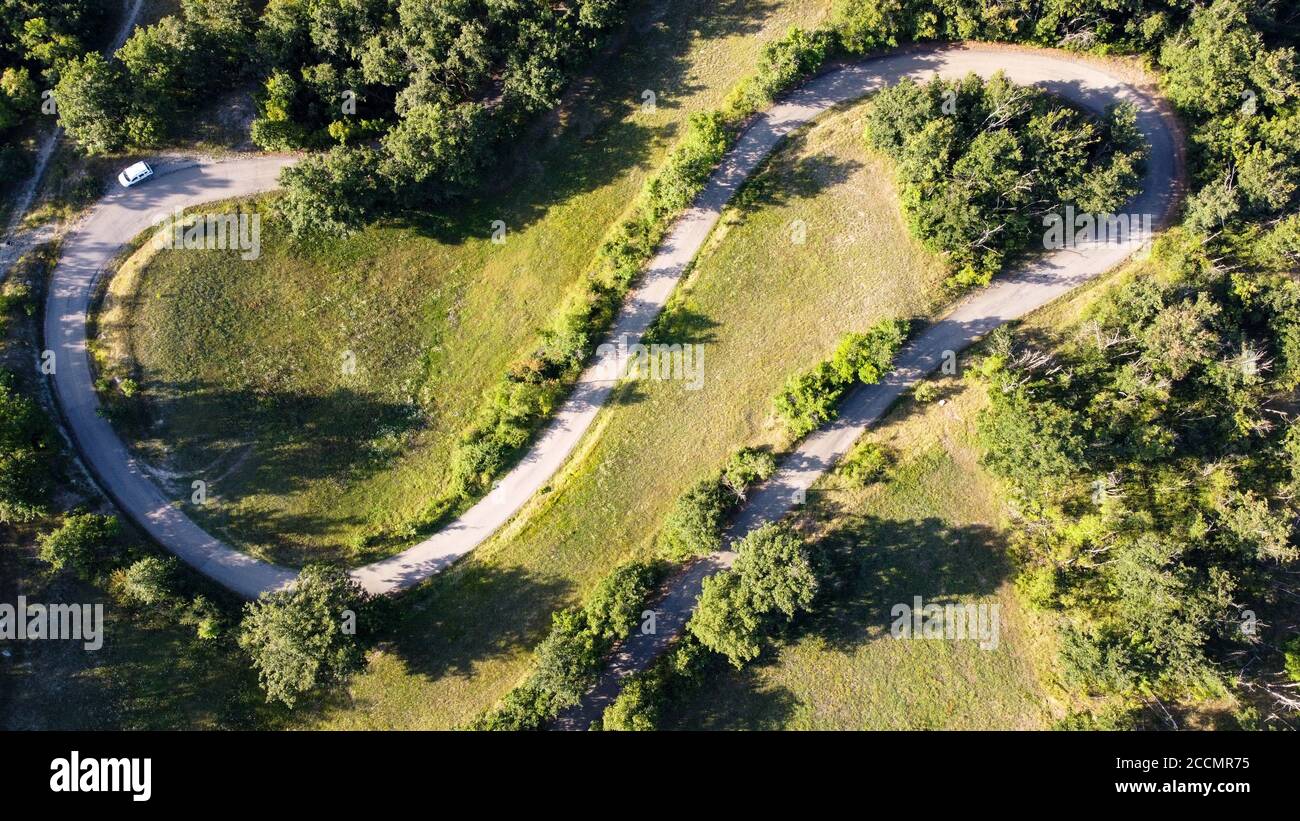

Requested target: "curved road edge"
[
  {"left": 43, "top": 44, "right": 1179, "bottom": 610},
  {"left": 555, "top": 45, "right": 1182, "bottom": 729}
]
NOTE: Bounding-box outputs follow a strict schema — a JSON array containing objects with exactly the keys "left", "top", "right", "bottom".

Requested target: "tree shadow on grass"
[
  {"left": 661, "top": 513, "right": 1013, "bottom": 729},
  {"left": 382, "top": 562, "right": 574, "bottom": 682},
  {"left": 804, "top": 512, "right": 1010, "bottom": 654},
  {"left": 731, "top": 147, "right": 866, "bottom": 219},
  {"left": 642, "top": 300, "right": 721, "bottom": 346},
  {"left": 113, "top": 379, "right": 432, "bottom": 563},
  {"left": 664, "top": 662, "right": 801, "bottom": 730}
]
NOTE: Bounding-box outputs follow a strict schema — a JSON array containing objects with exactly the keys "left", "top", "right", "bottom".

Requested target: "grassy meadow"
[
  {"left": 301, "top": 98, "right": 955, "bottom": 728},
  {"left": 100, "top": 0, "right": 835, "bottom": 566},
  {"left": 658, "top": 383, "right": 1065, "bottom": 729}
]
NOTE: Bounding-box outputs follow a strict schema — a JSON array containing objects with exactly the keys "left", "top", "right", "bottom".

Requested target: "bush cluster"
[
  {"left": 0, "top": 2, "right": 108, "bottom": 152},
  {"left": 687, "top": 523, "right": 819, "bottom": 667},
  {"left": 237, "top": 564, "right": 375, "bottom": 708},
  {"left": 838, "top": 439, "right": 895, "bottom": 487},
  {"left": 602, "top": 525, "right": 822, "bottom": 730},
  {"left": 975, "top": 233, "right": 1300, "bottom": 696},
  {"left": 864, "top": 72, "right": 1146, "bottom": 287},
  {"left": 469, "top": 559, "right": 660, "bottom": 730},
  {"left": 0, "top": 369, "right": 55, "bottom": 524},
  {"left": 657, "top": 448, "right": 776, "bottom": 560},
  {"left": 773, "top": 319, "right": 909, "bottom": 437}
]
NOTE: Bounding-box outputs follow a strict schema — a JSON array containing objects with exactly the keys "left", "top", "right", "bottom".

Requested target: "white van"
[{"left": 117, "top": 161, "right": 153, "bottom": 188}]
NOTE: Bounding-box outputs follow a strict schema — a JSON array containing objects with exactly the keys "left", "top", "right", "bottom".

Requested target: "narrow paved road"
[
  {"left": 44, "top": 45, "right": 1179, "bottom": 614},
  {"left": 45, "top": 156, "right": 298, "bottom": 596},
  {"left": 555, "top": 45, "right": 1181, "bottom": 729}
]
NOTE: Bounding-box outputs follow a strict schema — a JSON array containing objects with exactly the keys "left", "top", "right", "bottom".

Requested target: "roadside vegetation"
[
  {"left": 301, "top": 99, "right": 952, "bottom": 729},
  {"left": 607, "top": 382, "right": 1062, "bottom": 730},
  {"left": 99, "top": 0, "right": 835, "bottom": 566},
  {"left": 864, "top": 72, "right": 1145, "bottom": 287}
]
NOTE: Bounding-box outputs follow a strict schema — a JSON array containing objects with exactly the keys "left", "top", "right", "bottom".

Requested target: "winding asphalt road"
[
  {"left": 43, "top": 45, "right": 1179, "bottom": 630},
  {"left": 555, "top": 47, "right": 1181, "bottom": 729}
]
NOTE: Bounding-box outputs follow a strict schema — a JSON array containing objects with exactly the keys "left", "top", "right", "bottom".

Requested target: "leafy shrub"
[
  {"left": 912, "top": 380, "right": 938, "bottom": 402},
  {"left": 773, "top": 361, "right": 846, "bottom": 438},
  {"left": 37, "top": 513, "right": 121, "bottom": 579},
  {"left": 774, "top": 320, "right": 908, "bottom": 437},
  {"left": 835, "top": 0, "right": 910, "bottom": 55},
  {"left": 237, "top": 564, "right": 371, "bottom": 708},
  {"left": 276, "top": 145, "right": 387, "bottom": 237},
  {"left": 658, "top": 477, "right": 730, "bottom": 560},
  {"left": 724, "top": 27, "right": 835, "bottom": 119},
  {"left": 721, "top": 448, "right": 776, "bottom": 500},
  {"left": 830, "top": 319, "right": 910, "bottom": 383},
  {"left": 52, "top": 52, "right": 128, "bottom": 153},
  {"left": 115, "top": 556, "right": 178, "bottom": 607},
  {"left": 863, "top": 73, "right": 1146, "bottom": 287},
  {"left": 532, "top": 608, "right": 602, "bottom": 709},
  {"left": 687, "top": 524, "right": 818, "bottom": 667},
  {"left": 584, "top": 561, "right": 658, "bottom": 641},
  {"left": 838, "top": 440, "right": 893, "bottom": 486},
  {"left": 473, "top": 558, "right": 660, "bottom": 729},
  {"left": 642, "top": 111, "right": 731, "bottom": 218},
  {"left": 601, "top": 635, "right": 711, "bottom": 731},
  {"left": 1285, "top": 636, "right": 1300, "bottom": 684},
  {"left": 468, "top": 683, "right": 556, "bottom": 731},
  {"left": 179, "top": 595, "right": 223, "bottom": 641}
]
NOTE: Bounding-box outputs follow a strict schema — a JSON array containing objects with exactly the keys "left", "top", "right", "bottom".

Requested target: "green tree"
[
  {"left": 583, "top": 561, "right": 656, "bottom": 641},
  {"left": 0, "top": 66, "right": 37, "bottom": 114},
  {"left": 37, "top": 513, "right": 121, "bottom": 579},
  {"left": 531, "top": 608, "right": 600, "bottom": 708},
  {"left": 688, "top": 524, "right": 818, "bottom": 667},
  {"left": 53, "top": 52, "right": 128, "bottom": 153},
  {"left": 381, "top": 101, "right": 492, "bottom": 198},
  {"left": 721, "top": 448, "right": 776, "bottom": 500},
  {"left": 1284, "top": 635, "right": 1300, "bottom": 683},
  {"left": 277, "top": 145, "right": 386, "bottom": 236},
  {"left": 237, "top": 564, "right": 370, "bottom": 708},
  {"left": 773, "top": 361, "right": 845, "bottom": 437},
  {"left": 658, "top": 477, "right": 730, "bottom": 560},
  {"left": 116, "top": 556, "right": 178, "bottom": 606},
  {"left": 689, "top": 570, "right": 764, "bottom": 667},
  {"left": 830, "top": 319, "right": 909, "bottom": 384}
]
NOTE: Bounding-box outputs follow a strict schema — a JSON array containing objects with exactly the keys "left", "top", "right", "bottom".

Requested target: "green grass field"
[
  {"left": 101, "top": 0, "right": 835, "bottom": 567},
  {"left": 300, "top": 97, "right": 956, "bottom": 728},
  {"left": 658, "top": 384, "right": 1066, "bottom": 729},
  {"left": 652, "top": 255, "right": 1197, "bottom": 730}
]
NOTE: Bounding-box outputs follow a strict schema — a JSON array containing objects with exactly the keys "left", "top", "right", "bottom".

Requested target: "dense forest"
[
  {"left": 0, "top": 0, "right": 108, "bottom": 179},
  {"left": 46, "top": 0, "right": 629, "bottom": 234}
]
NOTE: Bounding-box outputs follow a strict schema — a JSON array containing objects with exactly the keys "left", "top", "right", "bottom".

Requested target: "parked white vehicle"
[{"left": 116, "top": 161, "right": 153, "bottom": 188}]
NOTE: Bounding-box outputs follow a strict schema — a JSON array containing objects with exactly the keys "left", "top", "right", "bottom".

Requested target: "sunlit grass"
[
  {"left": 102, "top": 0, "right": 835, "bottom": 566},
  {"left": 305, "top": 97, "right": 954, "bottom": 729}
]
